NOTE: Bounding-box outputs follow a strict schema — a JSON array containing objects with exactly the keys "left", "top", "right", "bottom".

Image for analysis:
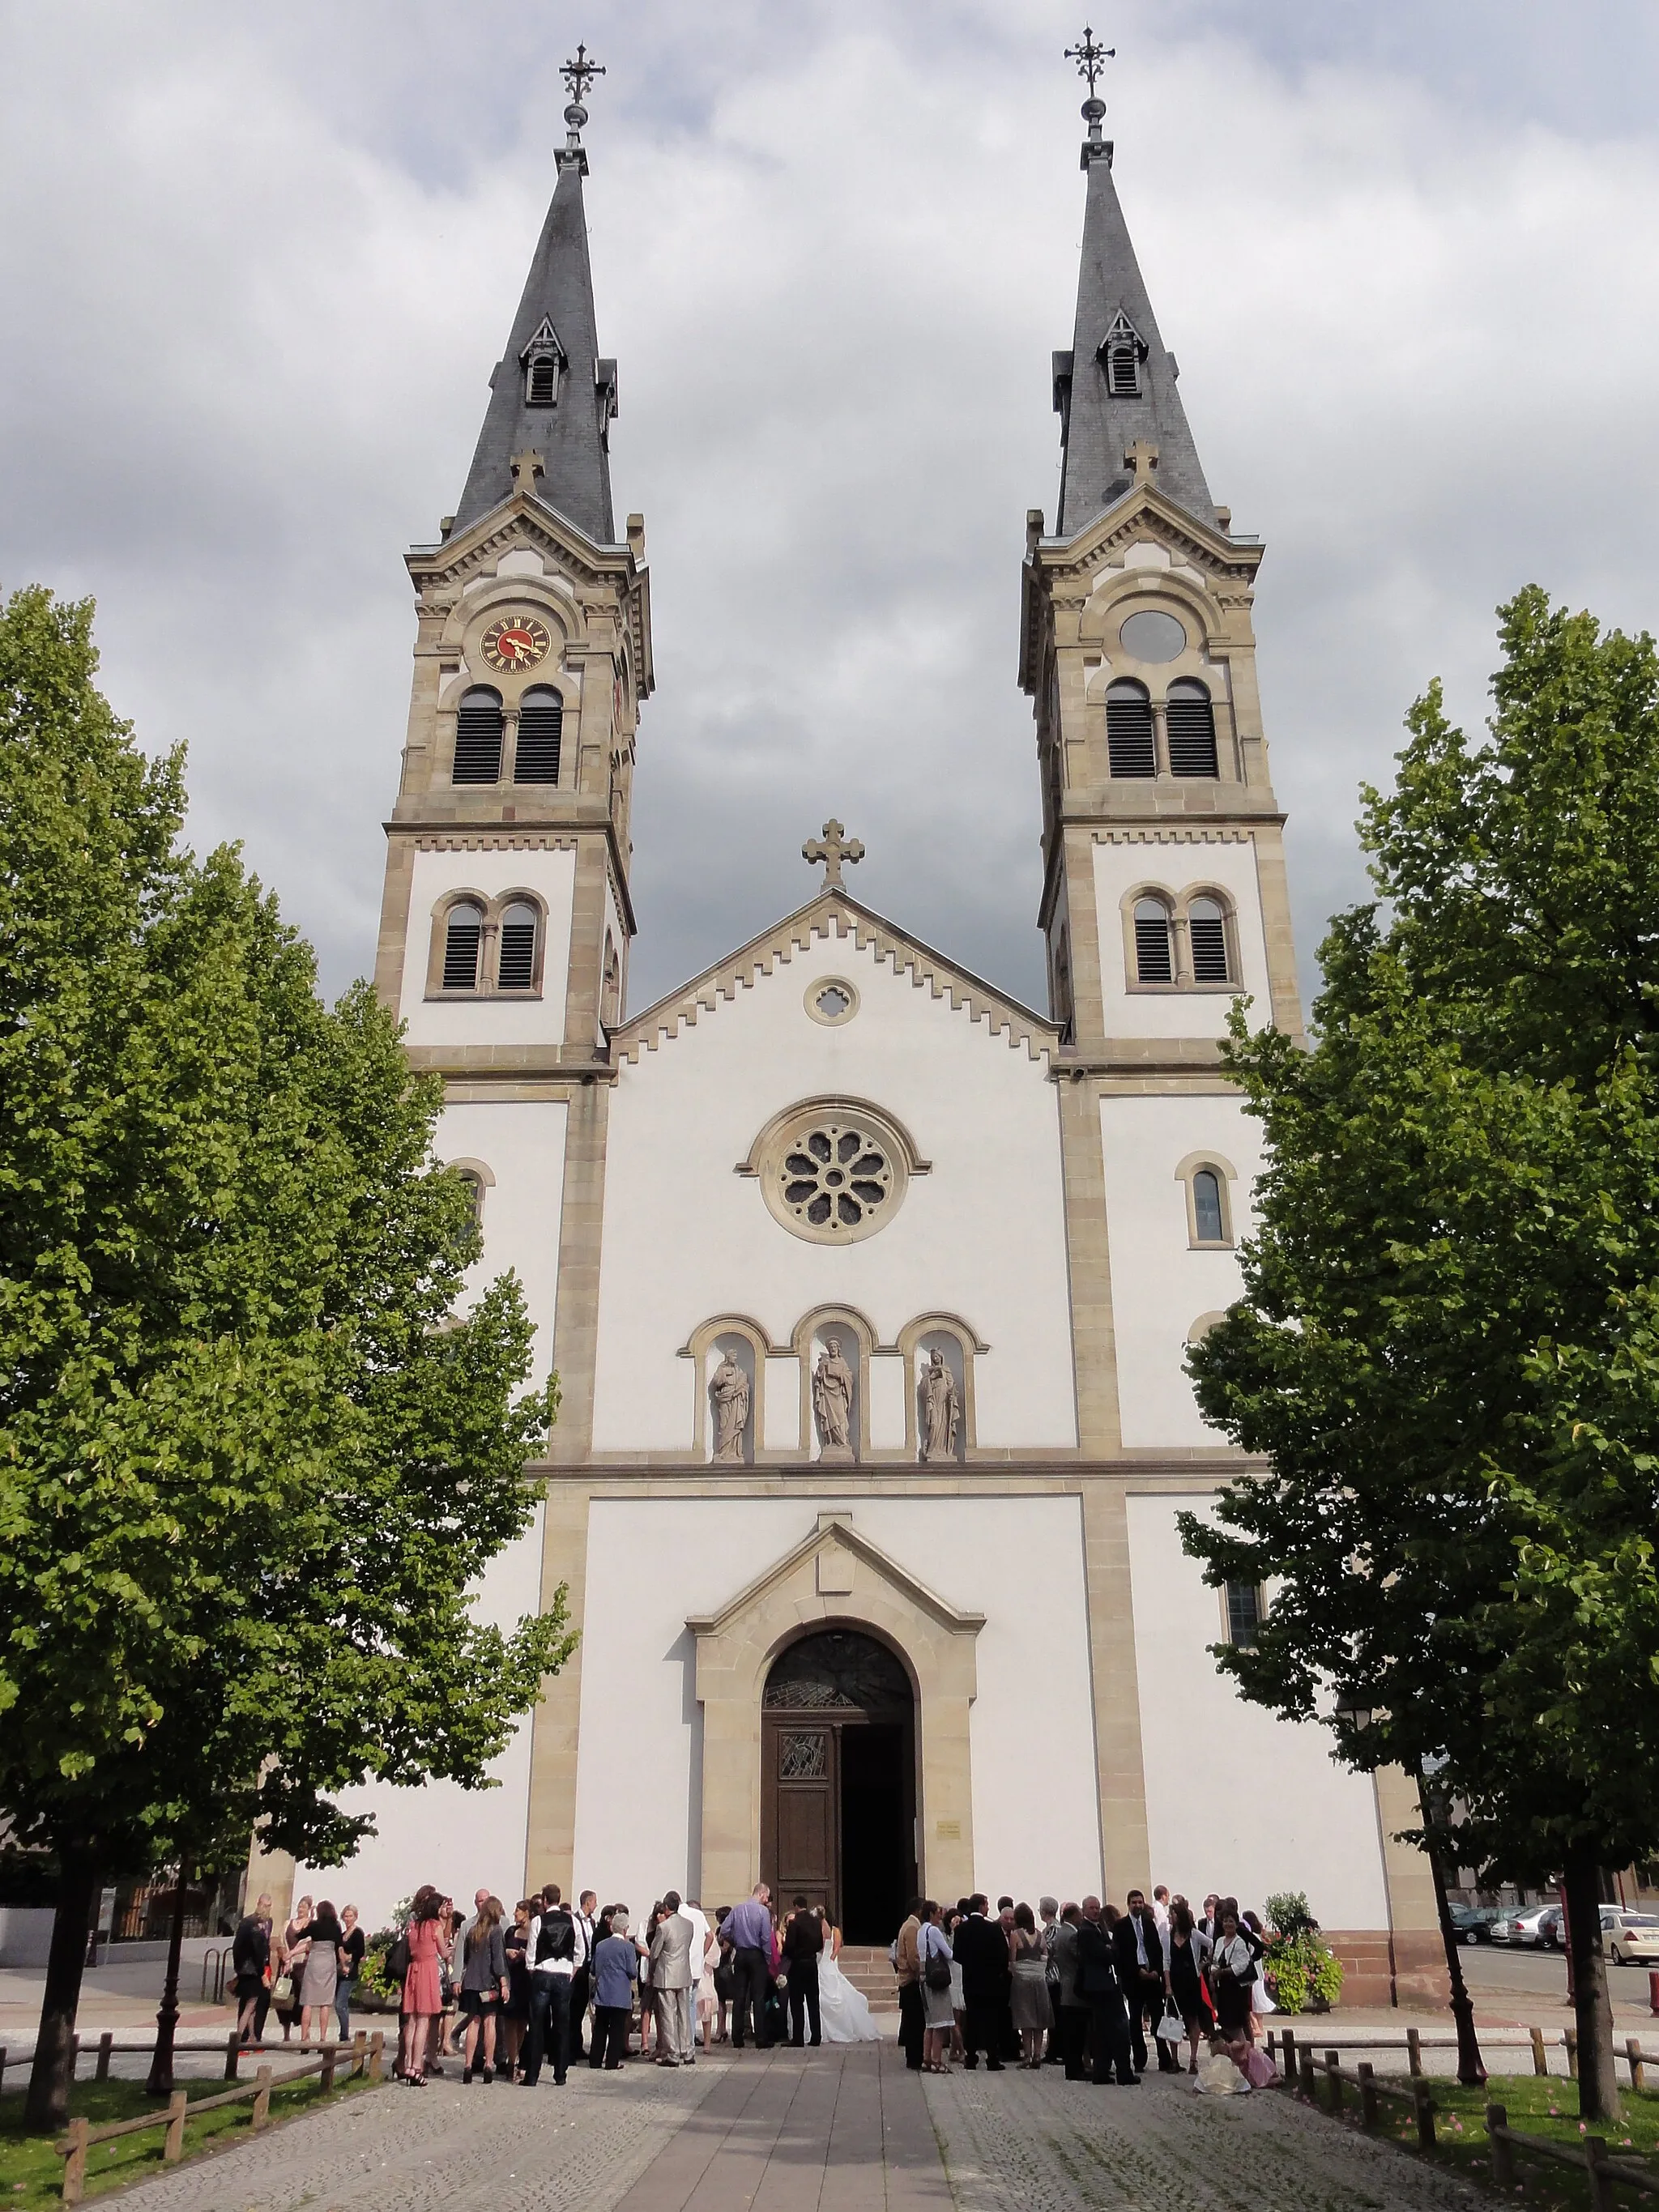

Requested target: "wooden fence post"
[
  {"left": 1406, "top": 2027, "right": 1422, "bottom": 2078},
  {"left": 1584, "top": 2136, "right": 1613, "bottom": 2212},
  {"left": 1531, "top": 2024, "right": 1548, "bottom": 2076},
  {"left": 1324, "top": 2051, "right": 1343, "bottom": 2114},
  {"left": 224, "top": 2030, "right": 241, "bottom": 2081},
  {"left": 1358, "top": 2061, "right": 1379, "bottom": 2130},
  {"left": 1412, "top": 2078, "right": 1435, "bottom": 2149},
  {"left": 1280, "top": 2027, "right": 1295, "bottom": 2080},
  {"left": 352, "top": 2029, "right": 366, "bottom": 2078},
  {"left": 61, "top": 2116, "right": 90, "bottom": 2206},
  {"left": 1565, "top": 2027, "right": 1580, "bottom": 2079},
  {"left": 252, "top": 2063, "right": 272, "bottom": 2131},
  {"left": 368, "top": 2031, "right": 385, "bottom": 2084},
  {"left": 1627, "top": 2036, "right": 1646, "bottom": 2092},
  {"left": 163, "top": 2089, "right": 188, "bottom": 2163},
  {"left": 1299, "top": 2044, "right": 1316, "bottom": 2097},
  {"left": 1487, "top": 2105, "right": 1514, "bottom": 2187},
  {"left": 95, "top": 2031, "right": 113, "bottom": 2082},
  {"left": 320, "top": 2041, "right": 337, "bottom": 2092}
]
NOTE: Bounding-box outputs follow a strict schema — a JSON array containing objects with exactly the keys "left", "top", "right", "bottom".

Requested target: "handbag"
[
  {"left": 271, "top": 1973, "right": 295, "bottom": 2007},
  {"left": 1155, "top": 1999, "right": 1185, "bottom": 2043},
  {"left": 923, "top": 1935, "right": 953, "bottom": 1993},
  {"left": 385, "top": 1931, "right": 411, "bottom": 1985}
]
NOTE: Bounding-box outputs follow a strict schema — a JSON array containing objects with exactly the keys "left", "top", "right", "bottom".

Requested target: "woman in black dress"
[
  {"left": 1208, "top": 1908, "right": 1257, "bottom": 2046},
  {"left": 1164, "top": 1899, "right": 1213, "bottom": 2074},
  {"left": 500, "top": 1899, "right": 533, "bottom": 2081}
]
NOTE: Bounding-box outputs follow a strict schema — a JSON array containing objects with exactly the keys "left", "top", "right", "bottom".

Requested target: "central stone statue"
[
  {"left": 710, "top": 1351, "right": 750, "bottom": 1464},
  {"left": 919, "top": 1347, "right": 960, "bottom": 1462},
  {"left": 812, "top": 1336, "right": 855, "bottom": 1460}
]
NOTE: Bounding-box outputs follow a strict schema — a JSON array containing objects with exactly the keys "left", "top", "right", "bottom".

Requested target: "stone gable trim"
[
  {"left": 410, "top": 833, "right": 580, "bottom": 853},
  {"left": 614, "top": 896, "right": 1060, "bottom": 1067},
  {"left": 1093, "top": 827, "right": 1252, "bottom": 846}
]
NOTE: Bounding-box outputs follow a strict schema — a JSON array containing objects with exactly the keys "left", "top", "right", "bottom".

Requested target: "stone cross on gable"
[
  {"left": 1124, "top": 439, "right": 1159, "bottom": 486},
  {"left": 510, "top": 449, "right": 546, "bottom": 497},
  {"left": 803, "top": 819, "right": 864, "bottom": 891}
]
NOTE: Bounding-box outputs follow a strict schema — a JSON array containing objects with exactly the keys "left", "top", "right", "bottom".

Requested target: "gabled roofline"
[{"left": 613, "top": 888, "right": 1060, "bottom": 1067}]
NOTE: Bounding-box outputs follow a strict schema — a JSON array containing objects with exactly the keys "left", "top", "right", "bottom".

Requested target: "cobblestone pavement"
[
  {"left": 923, "top": 2061, "right": 1482, "bottom": 2212},
  {"left": 109, "top": 2039, "right": 1486, "bottom": 2212}
]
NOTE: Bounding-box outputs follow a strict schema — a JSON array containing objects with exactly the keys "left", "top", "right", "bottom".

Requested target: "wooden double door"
[{"left": 761, "top": 1706, "right": 915, "bottom": 1942}]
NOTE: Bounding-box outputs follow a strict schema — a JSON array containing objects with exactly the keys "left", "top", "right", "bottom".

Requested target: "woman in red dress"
[{"left": 399, "top": 1887, "right": 452, "bottom": 2086}]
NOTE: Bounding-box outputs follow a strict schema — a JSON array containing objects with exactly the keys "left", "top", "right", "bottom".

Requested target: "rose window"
[{"left": 780, "top": 1121, "right": 893, "bottom": 1234}]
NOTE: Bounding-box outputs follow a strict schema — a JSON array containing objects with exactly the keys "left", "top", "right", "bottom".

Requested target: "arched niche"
[
  {"left": 791, "top": 1308, "right": 876, "bottom": 1464},
  {"left": 681, "top": 1316, "right": 772, "bottom": 1465}
]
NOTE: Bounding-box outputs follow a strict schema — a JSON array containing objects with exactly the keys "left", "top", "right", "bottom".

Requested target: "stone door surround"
[{"left": 687, "top": 1512, "right": 983, "bottom": 1911}]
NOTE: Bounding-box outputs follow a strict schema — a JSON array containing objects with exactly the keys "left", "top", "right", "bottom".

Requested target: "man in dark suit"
[
  {"left": 1075, "top": 1897, "right": 1135, "bottom": 2086},
  {"left": 1112, "top": 1890, "right": 1172, "bottom": 2073},
  {"left": 782, "top": 1898, "right": 824, "bottom": 2047},
  {"left": 951, "top": 1895, "right": 1009, "bottom": 2071}
]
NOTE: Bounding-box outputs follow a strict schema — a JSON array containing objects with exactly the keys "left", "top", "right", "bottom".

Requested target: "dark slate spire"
[
  {"left": 451, "top": 50, "right": 616, "bottom": 543},
  {"left": 1051, "top": 42, "right": 1216, "bottom": 538}
]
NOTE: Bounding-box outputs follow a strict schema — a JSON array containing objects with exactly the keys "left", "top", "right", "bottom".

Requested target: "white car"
[
  {"left": 1600, "top": 1910, "right": 1659, "bottom": 1966},
  {"left": 1494, "top": 1905, "right": 1561, "bottom": 1946}
]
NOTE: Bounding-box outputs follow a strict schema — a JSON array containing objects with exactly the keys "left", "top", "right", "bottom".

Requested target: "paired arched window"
[
  {"left": 1166, "top": 680, "right": 1218, "bottom": 778},
  {"left": 514, "top": 687, "right": 562, "bottom": 783},
  {"left": 442, "top": 901, "right": 484, "bottom": 990},
  {"left": 1133, "top": 897, "right": 1174, "bottom": 983},
  {"left": 496, "top": 901, "right": 539, "bottom": 991},
  {"left": 453, "top": 688, "right": 504, "bottom": 783},
  {"left": 1188, "top": 896, "right": 1230, "bottom": 982},
  {"left": 1107, "top": 680, "right": 1156, "bottom": 778}
]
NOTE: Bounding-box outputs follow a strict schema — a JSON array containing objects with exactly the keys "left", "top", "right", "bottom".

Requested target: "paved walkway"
[{"left": 109, "top": 2041, "right": 1483, "bottom": 2212}]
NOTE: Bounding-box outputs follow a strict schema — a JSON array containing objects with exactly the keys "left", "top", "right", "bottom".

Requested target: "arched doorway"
[{"left": 761, "top": 1628, "right": 916, "bottom": 1942}]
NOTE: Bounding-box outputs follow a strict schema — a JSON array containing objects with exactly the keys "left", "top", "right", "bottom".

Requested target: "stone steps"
[{"left": 835, "top": 1945, "right": 900, "bottom": 2010}]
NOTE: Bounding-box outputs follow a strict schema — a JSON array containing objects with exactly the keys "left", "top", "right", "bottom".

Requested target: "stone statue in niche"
[
  {"left": 919, "top": 1347, "right": 960, "bottom": 1462},
  {"left": 710, "top": 1352, "right": 751, "bottom": 1464},
  {"left": 812, "top": 1336, "right": 855, "bottom": 1460}
]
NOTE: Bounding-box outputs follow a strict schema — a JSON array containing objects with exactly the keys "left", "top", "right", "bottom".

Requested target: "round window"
[
  {"left": 753, "top": 1101, "right": 913, "bottom": 1245},
  {"left": 805, "top": 977, "right": 859, "bottom": 1025},
  {"left": 1118, "top": 609, "right": 1188, "bottom": 663}
]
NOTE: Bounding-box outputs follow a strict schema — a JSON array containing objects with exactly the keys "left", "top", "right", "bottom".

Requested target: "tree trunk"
[
  {"left": 25, "top": 1848, "right": 97, "bottom": 2132},
  {"left": 1563, "top": 1839, "right": 1621, "bottom": 2124},
  {"left": 1424, "top": 1826, "right": 1486, "bottom": 2086},
  {"left": 147, "top": 1860, "right": 190, "bottom": 2096}
]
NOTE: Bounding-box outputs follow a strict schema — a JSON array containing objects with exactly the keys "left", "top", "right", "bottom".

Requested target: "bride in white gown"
[{"left": 817, "top": 1924, "right": 881, "bottom": 2043}]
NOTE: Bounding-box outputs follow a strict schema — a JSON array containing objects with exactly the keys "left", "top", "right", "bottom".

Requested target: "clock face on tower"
[{"left": 480, "top": 613, "right": 552, "bottom": 672}]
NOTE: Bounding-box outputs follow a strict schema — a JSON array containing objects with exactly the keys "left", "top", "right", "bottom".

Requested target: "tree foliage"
[
  {"left": 1179, "top": 586, "right": 1659, "bottom": 2117},
  {"left": 0, "top": 587, "right": 574, "bottom": 2119}
]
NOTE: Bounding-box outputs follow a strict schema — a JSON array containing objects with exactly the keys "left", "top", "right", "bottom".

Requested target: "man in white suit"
[{"left": 650, "top": 1890, "right": 696, "bottom": 2065}]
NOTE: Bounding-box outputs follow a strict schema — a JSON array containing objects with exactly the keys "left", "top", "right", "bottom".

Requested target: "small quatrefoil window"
[{"left": 805, "top": 976, "right": 859, "bottom": 1025}]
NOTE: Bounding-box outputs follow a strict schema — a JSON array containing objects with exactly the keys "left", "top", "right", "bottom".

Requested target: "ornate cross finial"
[
  {"left": 510, "top": 448, "right": 545, "bottom": 497},
  {"left": 557, "top": 42, "right": 606, "bottom": 172},
  {"left": 1124, "top": 438, "right": 1159, "bottom": 486},
  {"left": 803, "top": 819, "right": 864, "bottom": 892},
  {"left": 1065, "top": 23, "right": 1116, "bottom": 165}
]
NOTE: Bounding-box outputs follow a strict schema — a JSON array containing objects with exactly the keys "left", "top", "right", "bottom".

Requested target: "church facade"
[{"left": 291, "top": 76, "right": 1443, "bottom": 2001}]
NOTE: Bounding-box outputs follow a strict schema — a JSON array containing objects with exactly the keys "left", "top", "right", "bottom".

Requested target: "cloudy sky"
[{"left": 3, "top": 1, "right": 1657, "bottom": 1016}]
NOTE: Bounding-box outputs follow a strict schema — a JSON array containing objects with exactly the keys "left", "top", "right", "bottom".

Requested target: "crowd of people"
[
  {"left": 228, "top": 1876, "right": 1277, "bottom": 2095},
  {"left": 381, "top": 1882, "right": 880, "bottom": 2087},
  {"left": 894, "top": 1887, "right": 1279, "bottom": 2091}
]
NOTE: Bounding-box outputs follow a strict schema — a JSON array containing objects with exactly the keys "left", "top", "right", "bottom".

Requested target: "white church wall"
[
  {"left": 570, "top": 1494, "right": 1101, "bottom": 1913},
  {"left": 399, "top": 846, "right": 576, "bottom": 1047},
  {"left": 591, "top": 934, "right": 1076, "bottom": 1454},
  {"left": 437, "top": 1097, "right": 568, "bottom": 1384},
  {"left": 1099, "top": 1092, "right": 1261, "bottom": 1447},
  {"left": 290, "top": 1502, "right": 548, "bottom": 1932},
  {"left": 1127, "top": 1496, "right": 1390, "bottom": 1930},
  {"left": 1092, "top": 835, "right": 1273, "bottom": 1040}
]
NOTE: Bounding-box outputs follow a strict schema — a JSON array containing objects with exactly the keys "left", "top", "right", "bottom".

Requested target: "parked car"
[
  {"left": 1447, "top": 1904, "right": 1502, "bottom": 1946},
  {"left": 1600, "top": 1910, "right": 1659, "bottom": 1967},
  {"left": 1494, "top": 1905, "right": 1562, "bottom": 1947}
]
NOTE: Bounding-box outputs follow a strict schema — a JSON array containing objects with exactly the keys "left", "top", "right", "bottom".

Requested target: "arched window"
[
  {"left": 1133, "top": 897, "right": 1174, "bottom": 983},
  {"left": 496, "top": 901, "right": 539, "bottom": 991},
  {"left": 1188, "top": 896, "right": 1230, "bottom": 983},
  {"left": 526, "top": 354, "right": 559, "bottom": 406},
  {"left": 1107, "top": 680, "right": 1155, "bottom": 778},
  {"left": 441, "top": 901, "right": 484, "bottom": 991},
  {"left": 454, "top": 1168, "right": 485, "bottom": 1224},
  {"left": 1107, "top": 343, "right": 1140, "bottom": 397},
  {"left": 1225, "top": 1583, "right": 1263, "bottom": 1648},
  {"left": 1192, "top": 1167, "right": 1226, "bottom": 1242},
  {"left": 514, "top": 687, "right": 563, "bottom": 783},
  {"left": 1166, "top": 680, "right": 1219, "bottom": 777},
  {"left": 452, "top": 688, "right": 504, "bottom": 783}
]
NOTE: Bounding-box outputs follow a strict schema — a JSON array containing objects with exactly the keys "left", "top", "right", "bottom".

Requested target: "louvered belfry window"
[
  {"left": 1107, "top": 682, "right": 1156, "bottom": 777},
  {"left": 514, "top": 688, "right": 563, "bottom": 783},
  {"left": 526, "top": 354, "right": 558, "bottom": 405},
  {"left": 1166, "top": 681, "right": 1219, "bottom": 777},
  {"left": 1107, "top": 343, "right": 1140, "bottom": 397},
  {"left": 1188, "top": 897, "right": 1230, "bottom": 983},
  {"left": 442, "top": 902, "right": 484, "bottom": 991},
  {"left": 452, "top": 688, "right": 504, "bottom": 783},
  {"left": 497, "top": 901, "right": 539, "bottom": 991},
  {"left": 1133, "top": 898, "right": 1174, "bottom": 983}
]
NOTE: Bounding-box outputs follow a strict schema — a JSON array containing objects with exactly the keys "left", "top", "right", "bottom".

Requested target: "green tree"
[
  {"left": 0, "top": 587, "right": 574, "bottom": 2129},
  {"left": 1180, "top": 587, "right": 1659, "bottom": 2123}
]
